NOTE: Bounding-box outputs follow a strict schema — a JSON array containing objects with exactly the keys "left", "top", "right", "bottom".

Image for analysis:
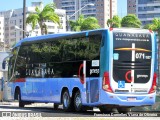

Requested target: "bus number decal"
[
  {"left": 135, "top": 53, "right": 145, "bottom": 59},
  {"left": 136, "top": 53, "right": 151, "bottom": 59}
]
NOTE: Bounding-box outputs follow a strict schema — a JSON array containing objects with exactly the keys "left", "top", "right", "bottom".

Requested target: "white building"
[
  {"left": 127, "top": 0, "right": 136, "bottom": 15},
  {"left": 136, "top": 0, "right": 160, "bottom": 26},
  {"left": 0, "top": 52, "right": 10, "bottom": 101},
  {"left": 0, "top": 17, "right": 4, "bottom": 52},
  {"left": 54, "top": 0, "right": 117, "bottom": 28},
  {"left": 0, "top": 2, "right": 66, "bottom": 51}
]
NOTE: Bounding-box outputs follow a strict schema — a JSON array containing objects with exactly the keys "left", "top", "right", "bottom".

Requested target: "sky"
[{"left": 0, "top": 0, "right": 127, "bottom": 17}]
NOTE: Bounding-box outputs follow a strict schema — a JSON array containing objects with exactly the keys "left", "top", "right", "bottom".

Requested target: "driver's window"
[{"left": 8, "top": 48, "right": 19, "bottom": 81}]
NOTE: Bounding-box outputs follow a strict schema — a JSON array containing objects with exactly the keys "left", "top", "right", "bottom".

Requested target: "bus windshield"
[{"left": 113, "top": 32, "right": 152, "bottom": 84}]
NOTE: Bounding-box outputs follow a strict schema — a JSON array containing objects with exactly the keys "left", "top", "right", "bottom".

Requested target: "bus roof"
[
  {"left": 12, "top": 29, "right": 107, "bottom": 48},
  {"left": 13, "top": 32, "right": 73, "bottom": 48},
  {"left": 12, "top": 28, "right": 153, "bottom": 49}
]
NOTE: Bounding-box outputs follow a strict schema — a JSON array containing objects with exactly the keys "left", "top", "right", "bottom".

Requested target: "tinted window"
[{"left": 14, "top": 34, "right": 102, "bottom": 78}]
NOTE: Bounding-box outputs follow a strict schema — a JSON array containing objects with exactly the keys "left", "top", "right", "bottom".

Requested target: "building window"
[
  {"left": 10, "top": 26, "right": 15, "bottom": 30},
  {"left": 48, "top": 26, "right": 55, "bottom": 29},
  {"left": 20, "top": 31, "right": 22, "bottom": 36},
  {"left": 20, "top": 19, "right": 22, "bottom": 23}
]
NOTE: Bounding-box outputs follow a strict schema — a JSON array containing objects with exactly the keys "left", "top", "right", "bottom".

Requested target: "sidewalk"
[
  {"left": 0, "top": 101, "right": 17, "bottom": 105},
  {"left": 0, "top": 101, "right": 54, "bottom": 107}
]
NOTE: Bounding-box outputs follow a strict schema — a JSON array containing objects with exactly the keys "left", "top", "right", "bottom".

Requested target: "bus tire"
[
  {"left": 18, "top": 90, "right": 25, "bottom": 108},
  {"left": 117, "top": 107, "right": 131, "bottom": 113},
  {"left": 62, "top": 90, "right": 71, "bottom": 111},
  {"left": 74, "top": 90, "right": 83, "bottom": 112},
  {"left": 99, "top": 106, "right": 112, "bottom": 113},
  {"left": 53, "top": 104, "right": 59, "bottom": 110}
]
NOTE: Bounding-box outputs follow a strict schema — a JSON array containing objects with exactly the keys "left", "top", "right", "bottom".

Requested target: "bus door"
[
  {"left": 112, "top": 31, "right": 152, "bottom": 95},
  {"left": 85, "top": 60, "right": 100, "bottom": 103}
]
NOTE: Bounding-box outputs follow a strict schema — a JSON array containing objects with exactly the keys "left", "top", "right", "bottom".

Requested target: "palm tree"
[
  {"left": 121, "top": 14, "right": 141, "bottom": 28},
  {"left": 69, "top": 15, "right": 100, "bottom": 31},
  {"left": 143, "top": 18, "right": 160, "bottom": 38},
  {"left": 107, "top": 15, "right": 121, "bottom": 28},
  {"left": 26, "top": 3, "right": 60, "bottom": 35}
]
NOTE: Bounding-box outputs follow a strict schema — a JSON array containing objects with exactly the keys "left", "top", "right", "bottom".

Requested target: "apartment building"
[
  {"left": 54, "top": 0, "right": 117, "bottom": 28},
  {"left": 127, "top": 0, "right": 136, "bottom": 14},
  {"left": 136, "top": 0, "right": 160, "bottom": 26},
  {"left": 0, "top": 2, "right": 66, "bottom": 51},
  {"left": 0, "top": 17, "right": 4, "bottom": 52},
  {"left": 127, "top": 0, "right": 160, "bottom": 26}
]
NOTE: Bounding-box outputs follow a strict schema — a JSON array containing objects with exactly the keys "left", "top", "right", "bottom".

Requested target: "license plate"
[{"left": 127, "top": 97, "right": 136, "bottom": 101}]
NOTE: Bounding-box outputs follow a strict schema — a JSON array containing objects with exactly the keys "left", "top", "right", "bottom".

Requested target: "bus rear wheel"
[
  {"left": 74, "top": 90, "right": 83, "bottom": 112},
  {"left": 62, "top": 90, "right": 71, "bottom": 111}
]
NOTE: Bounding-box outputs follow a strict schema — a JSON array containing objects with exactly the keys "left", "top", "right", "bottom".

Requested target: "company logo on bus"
[{"left": 115, "top": 33, "right": 150, "bottom": 39}]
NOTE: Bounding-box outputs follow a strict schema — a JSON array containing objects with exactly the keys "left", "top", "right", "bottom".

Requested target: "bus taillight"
[
  {"left": 102, "top": 72, "right": 113, "bottom": 93},
  {"left": 148, "top": 73, "right": 157, "bottom": 94}
]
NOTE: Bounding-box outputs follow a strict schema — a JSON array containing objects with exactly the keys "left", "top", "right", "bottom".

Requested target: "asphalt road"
[
  {"left": 0, "top": 102, "right": 159, "bottom": 119},
  {"left": 0, "top": 102, "right": 101, "bottom": 117}
]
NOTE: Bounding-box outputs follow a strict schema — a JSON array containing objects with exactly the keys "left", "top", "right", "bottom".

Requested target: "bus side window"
[
  {"left": 15, "top": 46, "right": 28, "bottom": 78},
  {"left": 88, "top": 35, "right": 101, "bottom": 60}
]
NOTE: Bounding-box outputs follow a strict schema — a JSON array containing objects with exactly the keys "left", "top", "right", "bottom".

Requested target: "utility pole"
[
  {"left": 110, "top": 0, "right": 112, "bottom": 19},
  {"left": 23, "top": 0, "right": 26, "bottom": 38}
]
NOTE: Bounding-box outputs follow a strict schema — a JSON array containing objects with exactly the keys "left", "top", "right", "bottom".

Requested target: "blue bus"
[{"left": 3, "top": 28, "right": 157, "bottom": 113}]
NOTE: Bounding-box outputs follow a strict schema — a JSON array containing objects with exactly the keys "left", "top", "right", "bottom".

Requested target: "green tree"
[
  {"left": 69, "top": 15, "right": 100, "bottom": 31},
  {"left": 69, "top": 15, "right": 84, "bottom": 31},
  {"left": 26, "top": 3, "right": 60, "bottom": 35},
  {"left": 121, "top": 14, "right": 141, "bottom": 28},
  {"left": 107, "top": 15, "right": 121, "bottom": 28},
  {"left": 81, "top": 17, "right": 101, "bottom": 31},
  {"left": 143, "top": 18, "right": 160, "bottom": 38}
]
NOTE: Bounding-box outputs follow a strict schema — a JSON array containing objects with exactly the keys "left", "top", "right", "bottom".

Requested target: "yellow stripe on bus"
[{"left": 115, "top": 48, "right": 151, "bottom": 52}]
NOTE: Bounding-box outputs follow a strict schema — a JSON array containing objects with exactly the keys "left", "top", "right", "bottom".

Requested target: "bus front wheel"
[
  {"left": 17, "top": 90, "right": 25, "bottom": 108},
  {"left": 62, "top": 90, "right": 71, "bottom": 111}
]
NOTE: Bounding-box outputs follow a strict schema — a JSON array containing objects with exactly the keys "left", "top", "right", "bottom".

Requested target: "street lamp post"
[
  {"left": 110, "top": 0, "right": 112, "bottom": 19},
  {"left": 23, "top": 0, "right": 26, "bottom": 38},
  {"left": 66, "top": 3, "right": 94, "bottom": 31},
  {"left": 15, "top": 25, "right": 38, "bottom": 38},
  {"left": 15, "top": 25, "right": 30, "bottom": 37}
]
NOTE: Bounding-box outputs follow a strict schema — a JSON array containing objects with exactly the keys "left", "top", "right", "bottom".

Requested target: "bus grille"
[{"left": 114, "top": 61, "right": 150, "bottom": 70}]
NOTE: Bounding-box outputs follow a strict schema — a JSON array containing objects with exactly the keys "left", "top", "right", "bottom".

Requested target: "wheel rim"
[
  {"left": 63, "top": 92, "right": 69, "bottom": 108},
  {"left": 75, "top": 93, "right": 82, "bottom": 109}
]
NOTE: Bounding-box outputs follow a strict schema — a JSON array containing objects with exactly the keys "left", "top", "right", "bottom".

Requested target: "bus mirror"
[{"left": 2, "top": 61, "right": 6, "bottom": 69}]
